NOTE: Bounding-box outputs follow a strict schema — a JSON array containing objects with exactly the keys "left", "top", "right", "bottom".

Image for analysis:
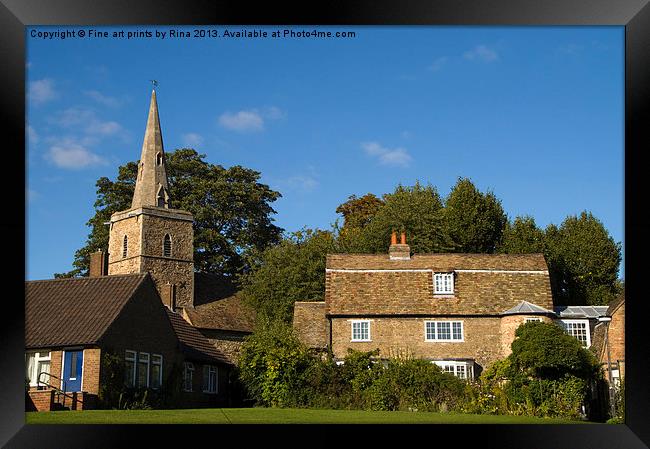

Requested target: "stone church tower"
[{"left": 107, "top": 89, "right": 194, "bottom": 310}]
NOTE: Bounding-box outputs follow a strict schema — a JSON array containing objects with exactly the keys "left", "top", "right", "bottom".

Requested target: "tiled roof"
[
  {"left": 165, "top": 309, "right": 232, "bottom": 365},
  {"left": 25, "top": 274, "right": 148, "bottom": 348},
  {"left": 187, "top": 272, "right": 255, "bottom": 332},
  {"left": 554, "top": 306, "right": 609, "bottom": 319},
  {"left": 502, "top": 301, "right": 555, "bottom": 315},
  {"left": 327, "top": 253, "right": 549, "bottom": 271}
]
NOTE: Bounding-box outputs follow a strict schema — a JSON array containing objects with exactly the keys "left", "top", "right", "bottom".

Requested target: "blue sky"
[{"left": 26, "top": 26, "right": 624, "bottom": 281}]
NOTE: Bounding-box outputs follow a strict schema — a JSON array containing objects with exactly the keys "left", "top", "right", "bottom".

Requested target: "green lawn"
[{"left": 25, "top": 408, "right": 594, "bottom": 424}]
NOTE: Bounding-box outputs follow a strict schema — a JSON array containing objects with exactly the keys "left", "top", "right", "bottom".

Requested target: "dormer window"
[
  {"left": 163, "top": 234, "right": 172, "bottom": 257},
  {"left": 122, "top": 235, "right": 128, "bottom": 258},
  {"left": 434, "top": 272, "right": 454, "bottom": 295}
]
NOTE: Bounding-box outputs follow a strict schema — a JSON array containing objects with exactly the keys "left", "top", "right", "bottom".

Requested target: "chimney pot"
[
  {"left": 391, "top": 231, "right": 397, "bottom": 245},
  {"left": 401, "top": 231, "right": 406, "bottom": 245}
]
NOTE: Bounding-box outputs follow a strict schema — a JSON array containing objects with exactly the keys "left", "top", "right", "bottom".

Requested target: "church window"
[
  {"left": 163, "top": 234, "right": 172, "bottom": 257},
  {"left": 122, "top": 235, "right": 128, "bottom": 258},
  {"left": 156, "top": 152, "right": 163, "bottom": 166}
]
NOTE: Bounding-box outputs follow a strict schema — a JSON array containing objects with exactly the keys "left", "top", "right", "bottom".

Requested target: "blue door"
[{"left": 63, "top": 350, "right": 83, "bottom": 392}]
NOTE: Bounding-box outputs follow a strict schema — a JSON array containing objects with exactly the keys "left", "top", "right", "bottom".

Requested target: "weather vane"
[{"left": 150, "top": 79, "right": 159, "bottom": 90}]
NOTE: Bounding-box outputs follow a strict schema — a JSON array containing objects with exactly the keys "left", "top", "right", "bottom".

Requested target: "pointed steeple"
[{"left": 131, "top": 89, "right": 171, "bottom": 209}]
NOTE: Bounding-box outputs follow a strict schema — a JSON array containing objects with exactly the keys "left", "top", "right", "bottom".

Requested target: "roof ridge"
[{"left": 26, "top": 273, "right": 148, "bottom": 283}]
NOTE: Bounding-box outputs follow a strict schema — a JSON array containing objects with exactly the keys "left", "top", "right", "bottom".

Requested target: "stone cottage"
[{"left": 295, "top": 232, "right": 567, "bottom": 379}]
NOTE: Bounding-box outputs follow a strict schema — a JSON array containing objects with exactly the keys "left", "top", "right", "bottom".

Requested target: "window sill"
[
  {"left": 202, "top": 390, "right": 218, "bottom": 395},
  {"left": 424, "top": 340, "right": 465, "bottom": 343},
  {"left": 350, "top": 340, "right": 372, "bottom": 343},
  {"left": 433, "top": 294, "right": 455, "bottom": 298}
]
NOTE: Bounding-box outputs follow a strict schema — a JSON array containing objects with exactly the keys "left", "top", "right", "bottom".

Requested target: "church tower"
[{"left": 107, "top": 89, "right": 194, "bottom": 310}]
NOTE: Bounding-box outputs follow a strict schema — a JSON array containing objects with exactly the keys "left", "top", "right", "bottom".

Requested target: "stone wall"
[
  {"left": 293, "top": 302, "right": 328, "bottom": 349},
  {"left": 199, "top": 329, "right": 249, "bottom": 365}
]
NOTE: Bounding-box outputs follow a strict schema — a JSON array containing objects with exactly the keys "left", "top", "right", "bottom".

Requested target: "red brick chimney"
[
  {"left": 89, "top": 250, "right": 108, "bottom": 277},
  {"left": 389, "top": 230, "right": 410, "bottom": 260}
]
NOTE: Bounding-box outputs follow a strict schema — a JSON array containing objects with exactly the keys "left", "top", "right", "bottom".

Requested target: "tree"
[
  {"left": 498, "top": 215, "right": 546, "bottom": 254},
  {"left": 344, "top": 182, "right": 454, "bottom": 254},
  {"left": 54, "top": 149, "right": 282, "bottom": 279},
  {"left": 443, "top": 177, "right": 507, "bottom": 253},
  {"left": 508, "top": 321, "right": 599, "bottom": 381},
  {"left": 240, "top": 228, "right": 336, "bottom": 324},
  {"left": 544, "top": 211, "right": 621, "bottom": 306},
  {"left": 335, "top": 193, "right": 384, "bottom": 231}
]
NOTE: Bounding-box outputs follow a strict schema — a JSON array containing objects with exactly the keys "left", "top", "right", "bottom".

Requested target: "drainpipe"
[{"left": 598, "top": 316, "right": 616, "bottom": 418}]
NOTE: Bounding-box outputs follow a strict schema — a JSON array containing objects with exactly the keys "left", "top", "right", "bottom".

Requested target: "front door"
[{"left": 62, "top": 350, "right": 83, "bottom": 392}]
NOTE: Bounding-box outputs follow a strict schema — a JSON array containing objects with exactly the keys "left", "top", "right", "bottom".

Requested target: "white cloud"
[
  {"left": 182, "top": 132, "right": 204, "bottom": 147},
  {"left": 27, "top": 124, "right": 39, "bottom": 144},
  {"left": 463, "top": 45, "right": 499, "bottom": 62},
  {"left": 428, "top": 57, "right": 448, "bottom": 72},
  {"left": 219, "top": 110, "right": 264, "bottom": 132},
  {"left": 84, "top": 90, "right": 121, "bottom": 107},
  {"left": 286, "top": 175, "right": 319, "bottom": 192},
  {"left": 361, "top": 142, "right": 412, "bottom": 168},
  {"left": 45, "top": 138, "right": 107, "bottom": 169},
  {"left": 218, "top": 106, "right": 286, "bottom": 132},
  {"left": 50, "top": 107, "right": 123, "bottom": 137},
  {"left": 28, "top": 78, "right": 58, "bottom": 104}
]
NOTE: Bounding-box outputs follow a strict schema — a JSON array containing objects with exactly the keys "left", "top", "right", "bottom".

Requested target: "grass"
[{"left": 25, "top": 408, "right": 594, "bottom": 424}]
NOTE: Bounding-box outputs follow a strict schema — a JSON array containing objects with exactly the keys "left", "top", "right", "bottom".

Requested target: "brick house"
[
  {"left": 294, "top": 232, "right": 602, "bottom": 379},
  {"left": 591, "top": 293, "right": 625, "bottom": 386},
  {"left": 25, "top": 273, "right": 231, "bottom": 411}
]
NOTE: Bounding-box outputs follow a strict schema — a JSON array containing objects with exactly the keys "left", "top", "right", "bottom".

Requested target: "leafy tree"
[
  {"left": 335, "top": 193, "right": 384, "bottom": 231},
  {"left": 544, "top": 211, "right": 621, "bottom": 306},
  {"left": 240, "top": 228, "right": 336, "bottom": 324},
  {"left": 345, "top": 182, "right": 454, "bottom": 254},
  {"left": 443, "top": 177, "right": 507, "bottom": 253},
  {"left": 54, "top": 149, "right": 282, "bottom": 279},
  {"left": 498, "top": 216, "right": 546, "bottom": 254},
  {"left": 508, "top": 321, "right": 599, "bottom": 381}
]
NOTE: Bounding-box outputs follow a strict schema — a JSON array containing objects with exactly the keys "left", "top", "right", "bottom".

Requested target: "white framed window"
[
  {"left": 125, "top": 350, "right": 137, "bottom": 387},
  {"left": 183, "top": 362, "right": 194, "bottom": 392},
  {"left": 425, "top": 321, "right": 464, "bottom": 342},
  {"left": 561, "top": 319, "right": 591, "bottom": 347},
  {"left": 150, "top": 354, "right": 163, "bottom": 389},
  {"left": 433, "top": 272, "right": 454, "bottom": 295},
  {"left": 202, "top": 365, "right": 218, "bottom": 394},
  {"left": 25, "top": 351, "right": 51, "bottom": 387},
  {"left": 351, "top": 320, "right": 371, "bottom": 342},
  {"left": 433, "top": 361, "right": 474, "bottom": 380},
  {"left": 525, "top": 317, "right": 543, "bottom": 323},
  {"left": 137, "top": 352, "right": 150, "bottom": 388}
]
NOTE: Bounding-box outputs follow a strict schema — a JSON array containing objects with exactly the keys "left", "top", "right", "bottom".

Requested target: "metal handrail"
[{"left": 37, "top": 371, "right": 72, "bottom": 409}]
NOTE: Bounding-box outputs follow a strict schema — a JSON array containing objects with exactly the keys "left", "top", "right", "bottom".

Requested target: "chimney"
[
  {"left": 160, "top": 283, "right": 177, "bottom": 310},
  {"left": 389, "top": 230, "right": 410, "bottom": 260},
  {"left": 89, "top": 250, "right": 108, "bottom": 277}
]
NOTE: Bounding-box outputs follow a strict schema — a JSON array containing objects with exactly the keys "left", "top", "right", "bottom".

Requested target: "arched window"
[
  {"left": 156, "top": 152, "right": 163, "bottom": 166},
  {"left": 163, "top": 234, "right": 172, "bottom": 257},
  {"left": 122, "top": 235, "right": 128, "bottom": 258}
]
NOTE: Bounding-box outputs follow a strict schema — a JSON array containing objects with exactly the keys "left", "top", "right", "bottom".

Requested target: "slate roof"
[
  {"left": 502, "top": 300, "right": 555, "bottom": 315},
  {"left": 553, "top": 305, "right": 609, "bottom": 319},
  {"left": 186, "top": 272, "right": 255, "bottom": 332},
  {"left": 25, "top": 274, "right": 149, "bottom": 348},
  {"left": 327, "top": 253, "right": 549, "bottom": 271},
  {"left": 165, "top": 309, "right": 232, "bottom": 365}
]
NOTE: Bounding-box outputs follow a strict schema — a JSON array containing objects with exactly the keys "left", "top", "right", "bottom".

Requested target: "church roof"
[
  {"left": 185, "top": 273, "right": 256, "bottom": 333},
  {"left": 502, "top": 300, "right": 555, "bottom": 315},
  {"left": 131, "top": 89, "right": 171, "bottom": 209},
  {"left": 25, "top": 273, "right": 149, "bottom": 348},
  {"left": 165, "top": 309, "right": 232, "bottom": 365}
]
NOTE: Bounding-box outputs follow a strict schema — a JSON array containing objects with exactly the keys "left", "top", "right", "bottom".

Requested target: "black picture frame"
[{"left": 2, "top": 0, "right": 648, "bottom": 447}]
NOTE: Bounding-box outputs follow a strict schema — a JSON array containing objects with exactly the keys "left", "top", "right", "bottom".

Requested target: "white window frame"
[
  {"left": 150, "top": 354, "right": 163, "bottom": 389},
  {"left": 137, "top": 352, "right": 150, "bottom": 388},
  {"left": 433, "top": 361, "right": 474, "bottom": 380},
  {"left": 350, "top": 320, "right": 371, "bottom": 342},
  {"left": 125, "top": 350, "right": 137, "bottom": 387},
  {"left": 524, "top": 317, "right": 543, "bottom": 323},
  {"left": 433, "top": 272, "right": 454, "bottom": 295},
  {"left": 183, "top": 362, "right": 194, "bottom": 392},
  {"left": 25, "top": 351, "right": 52, "bottom": 387},
  {"left": 424, "top": 321, "right": 464, "bottom": 342},
  {"left": 561, "top": 319, "right": 591, "bottom": 347},
  {"left": 202, "top": 365, "right": 218, "bottom": 394}
]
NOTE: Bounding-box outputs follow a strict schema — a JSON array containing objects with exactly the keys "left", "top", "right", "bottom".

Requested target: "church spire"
[{"left": 131, "top": 89, "right": 170, "bottom": 209}]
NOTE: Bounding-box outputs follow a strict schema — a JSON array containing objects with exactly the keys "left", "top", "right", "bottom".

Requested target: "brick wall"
[
  {"left": 26, "top": 390, "right": 53, "bottom": 411},
  {"left": 293, "top": 302, "right": 328, "bottom": 349}
]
